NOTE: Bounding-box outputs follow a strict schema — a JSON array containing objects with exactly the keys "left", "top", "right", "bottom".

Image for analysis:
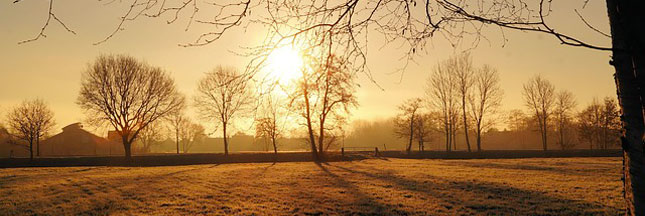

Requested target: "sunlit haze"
[{"left": 0, "top": 0, "right": 615, "bottom": 135}]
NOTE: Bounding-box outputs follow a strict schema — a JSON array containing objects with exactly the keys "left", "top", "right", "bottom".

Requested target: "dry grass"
[{"left": 0, "top": 157, "right": 623, "bottom": 215}]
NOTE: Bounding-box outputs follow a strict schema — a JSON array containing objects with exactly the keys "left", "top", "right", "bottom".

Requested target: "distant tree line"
[
  {"left": 0, "top": 53, "right": 621, "bottom": 159},
  {"left": 391, "top": 53, "right": 620, "bottom": 153}
]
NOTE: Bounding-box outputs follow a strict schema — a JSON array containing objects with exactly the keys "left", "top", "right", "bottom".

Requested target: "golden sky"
[{"left": 0, "top": 0, "right": 616, "bottom": 135}]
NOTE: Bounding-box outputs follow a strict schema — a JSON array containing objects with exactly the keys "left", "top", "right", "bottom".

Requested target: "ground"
[{"left": 0, "top": 157, "right": 623, "bottom": 215}]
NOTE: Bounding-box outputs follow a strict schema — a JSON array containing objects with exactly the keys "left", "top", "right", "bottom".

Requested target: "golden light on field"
[{"left": 266, "top": 45, "right": 304, "bottom": 84}]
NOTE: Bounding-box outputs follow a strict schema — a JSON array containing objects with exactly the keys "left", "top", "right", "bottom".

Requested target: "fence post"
[{"left": 375, "top": 147, "right": 379, "bottom": 157}]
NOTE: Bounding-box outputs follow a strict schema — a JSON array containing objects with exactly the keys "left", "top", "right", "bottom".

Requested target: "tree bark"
[
  {"left": 318, "top": 117, "right": 325, "bottom": 157},
  {"left": 606, "top": 0, "right": 645, "bottom": 214},
  {"left": 303, "top": 85, "right": 319, "bottom": 161},
  {"left": 29, "top": 138, "right": 33, "bottom": 161},
  {"left": 123, "top": 135, "right": 132, "bottom": 160}
]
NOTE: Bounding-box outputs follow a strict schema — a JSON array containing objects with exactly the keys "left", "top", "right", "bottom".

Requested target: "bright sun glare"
[{"left": 266, "top": 46, "right": 304, "bottom": 83}]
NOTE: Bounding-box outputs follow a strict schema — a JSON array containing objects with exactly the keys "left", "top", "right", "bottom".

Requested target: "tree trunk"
[
  {"left": 29, "top": 138, "right": 33, "bottom": 161},
  {"left": 407, "top": 116, "right": 414, "bottom": 154},
  {"left": 176, "top": 128, "right": 180, "bottom": 154},
  {"left": 606, "top": 0, "right": 645, "bottom": 214},
  {"left": 36, "top": 136, "right": 40, "bottom": 157},
  {"left": 122, "top": 135, "right": 132, "bottom": 160},
  {"left": 462, "top": 96, "right": 471, "bottom": 152},
  {"left": 318, "top": 118, "right": 326, "bottom": 157},
  {"left": 476, "top": 127, "right": 482, "bottom": 152},
  {"left": 542, "top": 114, "right": 548, "bottom": 151},
  {"left": 303, "top": 87, "right": 319, "bottom": 161},
  {"left": 272, "top": 137, "right": 277, "bottom": 155},
  {"left": 223, "top": 123, "right": 229, "bottom": 156},
  {"left": 560, "top": 123, "right": 565, "bottom": 150}
]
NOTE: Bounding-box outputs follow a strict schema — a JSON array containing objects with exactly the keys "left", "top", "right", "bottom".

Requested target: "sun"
[{"left": 266, "top": 45, "right": 304, "bottom": 83}]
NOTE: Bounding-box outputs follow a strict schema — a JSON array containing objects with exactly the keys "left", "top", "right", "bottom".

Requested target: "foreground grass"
[{"left": 0, "top": 157, "right": 623, "bottom": 215}]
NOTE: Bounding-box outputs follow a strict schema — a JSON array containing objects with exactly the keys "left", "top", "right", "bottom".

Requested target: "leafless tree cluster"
[
  {"left": 553, "top": 90, "right": 577, "bottom": 150},
  {"left": 77, "top": 54, "right": 186, "bottom": 159},
  {"left": 255, "top": 92, "right": 286, "bottom": 154},
  {"left": 426, "top": 53, "right": 502, "bottom": 152},
  {"left": 577, "top": 97, "right": 621, "bottom": 150},
  {"left": 522, "top": 75, "right": 580, "bottom": 151},
  {"left": 135, "top": 121, "right": 166, "bottom": 153},
  {"left": 5, "top": 99, "right": 56, "bottom": 160},
  {"left": 393, "top": 98, "right": 424, "bottom": 154},
  {"left": 522, "top": 75, "right": 556, "bottom": 151}
]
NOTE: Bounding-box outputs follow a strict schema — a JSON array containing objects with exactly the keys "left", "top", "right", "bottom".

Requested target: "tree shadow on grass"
[
  {"left": 440, "top": 160, "right": 615, "bottom": 177},
  {"left": 313, "top": 162, "right": 412, "bottom": 215},
  {"left": 326, "top": 163, "right": 623, "bottom": 215}
]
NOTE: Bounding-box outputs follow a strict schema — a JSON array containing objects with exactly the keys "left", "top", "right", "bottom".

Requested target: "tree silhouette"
[
  {"left": 255, "top": 92, "right": 285, "bottom": 155},
  {"left": 77, "top": 54, "right": 185, "bottom": 160},
  {"left": 394, "top": 98, "right": 423, "bottom": 154},
  {"left": 5, "top": 99, "right": 55, "bottom": 160},
  {"left": 179, "top": 121, "right": 206, "bottom": 153},
  {"left": 194, "top": 66, "right": 254, "bottom": 156},
  {"left": 426, "top": 56, "right": 460, "bottom": 152},
  {"left": 468, "top": 65, "right": 503, "bottom": 152},
  {"left": 522, "top": 75, "right": 555, "bottom": 151},
  {"left": 288, "top": 54, "right": 357, "bottom": 160},
  {"left": 452, "top": 53, "right": 474, "bottom": 152},
  {"left": 554, "top": 90, "right": 577, "bottom": 150},
  {"left": 167, "top": 110, "right": 188, "bottom": 154},
  {"left": 136, "top": 122, "right": 166, "bottom": 154}
]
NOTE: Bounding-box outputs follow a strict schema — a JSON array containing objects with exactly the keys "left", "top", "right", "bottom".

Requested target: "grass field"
[{"left": 0, "top": 157, "right": 623, "bottom": 215}]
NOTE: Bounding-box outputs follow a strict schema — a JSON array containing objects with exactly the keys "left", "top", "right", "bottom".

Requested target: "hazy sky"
[{"left": 0, "top": 0, "right": 616, "bottom": 135}]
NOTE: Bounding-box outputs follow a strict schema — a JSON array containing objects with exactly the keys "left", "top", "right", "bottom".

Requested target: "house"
[{"left": 41, "top": 123, "right": 114, "bottom": 156}]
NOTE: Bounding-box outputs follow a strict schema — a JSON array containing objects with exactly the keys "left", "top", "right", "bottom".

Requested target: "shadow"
[
  {"left": 440, "top": 160, "right": 614, "bottom": 177},
  {"left": 314, "top": 163, "right": 412, "bottom": 215},
  {"left": 326, "top": 163, "right": 622, "bottom": 215},
  {"left": 255, "top": 162, "right": 276, "bottom": 178}
]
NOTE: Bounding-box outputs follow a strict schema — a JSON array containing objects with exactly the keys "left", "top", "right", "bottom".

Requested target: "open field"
[{"left": 0, "top": 157, "right": 623, "bottom": 215}]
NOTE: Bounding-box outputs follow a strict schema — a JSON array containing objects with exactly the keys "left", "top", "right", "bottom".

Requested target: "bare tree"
[
  {"left": 554, "top": 90, "right": 577, "bottom": 150},
  {"left": 394, "top": 98, "right": 423, "bottom": 154},
  {"left": 167, "top": 110, "right": 188, "bottom": 154},
  {"left": 577, "top": 99, "right": 603, "bottom": 150},
  {"left": 426, "top": 58, "right": 459, "bottom": 152},
  {"left": 195, "top": 66, "right": 254, "bottom": 156},
  {"left": 451, "top": 53, "right": 474, "bottom": 152},
  {"left": 136, "top": 122, "right": 166, "bottom": 154},
  {"left": 522, "top": 75, "right": 555, "bottom": 151},
  {"left": 5, "top": 99, "right": 55, "bottom": 160},
  {"left": 255, "top": 93, "right": 285, "bottom": 155},
  {"left": 600, "top": 97, "right": 621, "bottom": 149},
  {"left": 180, "top": 122, "right": 206, "bottom": 153},
  {"left": 506, "top": 109, "right": 529, "bottom": 133},
  {"left": 413, "top": 113, "right": 436, "bottom": 152},
  {"left": 468, "top": 65, "right": 503, "bottom": 152},
  {"left": 288, "top": 54, "right": 357, "bottom": 160},
  {"left": 78, "top": 54, "right": 185, "bottom": 159}
]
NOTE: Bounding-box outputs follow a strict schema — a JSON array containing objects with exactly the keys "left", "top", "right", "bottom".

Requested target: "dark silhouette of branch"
[{"left": 17, "top": 0, "right": 75, "bottom": 44}]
